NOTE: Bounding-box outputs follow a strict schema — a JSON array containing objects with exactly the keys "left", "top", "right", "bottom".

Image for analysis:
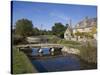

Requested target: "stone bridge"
[
  {"left": 16, "top": 44, "right": 80, "bottom": 55},
  {"left": 16, "top": 43, "right": 63, "bottom": 49},
  {"left": 16, "top": 43, "right": 63, "bottom": 56}
]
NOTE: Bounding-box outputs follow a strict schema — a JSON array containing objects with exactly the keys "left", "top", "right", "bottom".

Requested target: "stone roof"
[
  {"left": 74, "top": 17, "right": 97, "bottom": 29},
  {"left": 65, "top": 24, "right": 73, "bottom": 33}
]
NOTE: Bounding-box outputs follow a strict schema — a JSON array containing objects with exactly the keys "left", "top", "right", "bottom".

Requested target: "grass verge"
[{"left": 12, "top": 47, "right": 37, "bottom": 74}]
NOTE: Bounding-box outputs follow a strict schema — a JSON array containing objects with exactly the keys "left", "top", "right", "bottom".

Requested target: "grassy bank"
[
  {"left": 57, "top": 39, "right": 82, "bottom": 49},
  {"left": 79, "top": 43, "right": 97, "bottom": 64},
  {"left": 57, "top": 39, "right": 81, "bottom": 45},
  {"left": 12, "top": 47, "right": 37, "bottom": 74},
  {"left": 57, "top": 39, "right": 97, "bottom": 64}
]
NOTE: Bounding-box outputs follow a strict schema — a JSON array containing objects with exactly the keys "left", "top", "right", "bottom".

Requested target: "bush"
[
  {"left": 13, "top": 35, "right": 28, "bottom": 45},
  {"left": 12, "top": 48, "right": 37, "bottom": 74}
]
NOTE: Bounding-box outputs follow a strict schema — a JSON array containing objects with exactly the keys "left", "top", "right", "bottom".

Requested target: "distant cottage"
[
  {"left": 64, "top": 17, "right": 97, "bottom": 41},
  {"left": 64, "top": 20, "right": 73, "bottom": 40}
]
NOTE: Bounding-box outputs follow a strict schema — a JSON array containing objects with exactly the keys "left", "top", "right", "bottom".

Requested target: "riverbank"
[
  {"left": 57, "top": 39, "right": 97, "bottom": 64},
  {"left": 12, "top": 47, "right": 38, "bottom": 74},
  {"left": 79, "top": 43, "right": 97, "bottom": 64},
  {"left": 29, "top": 53, "right": 96, "bottom": 72}
]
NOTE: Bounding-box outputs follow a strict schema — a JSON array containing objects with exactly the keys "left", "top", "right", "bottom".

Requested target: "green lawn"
[{"left": 57, "top": 39, "right": 81, "bottom": 45}]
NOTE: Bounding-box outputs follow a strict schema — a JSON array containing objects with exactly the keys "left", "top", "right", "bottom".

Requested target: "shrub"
[{"left": 13, "top": 35, "right": 28, "bottom": 45}]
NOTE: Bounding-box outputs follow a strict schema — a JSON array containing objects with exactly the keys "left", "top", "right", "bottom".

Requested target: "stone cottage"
[{"left": 64, "top": 17, "right": 97, "bottom": 41}]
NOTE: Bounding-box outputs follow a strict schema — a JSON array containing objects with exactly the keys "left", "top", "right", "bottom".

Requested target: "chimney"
[{"left": 69, "top": 19, "right": 72, "bottom": 28}]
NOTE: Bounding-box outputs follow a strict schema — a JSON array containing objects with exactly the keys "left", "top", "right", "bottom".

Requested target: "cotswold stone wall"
[{"left": 61, "top": 46, "right": 80, "bottom": 55}]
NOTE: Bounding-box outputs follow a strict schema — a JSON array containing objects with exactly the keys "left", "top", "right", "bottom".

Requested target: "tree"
[
  {"left": 32, "top": 27, "right": 40, "bottom": 36},
  {"left": 65, "top": 24, "right": 69, "bottom": 28},
  {"left": 52, "top": 23, "right": 66, "bottom": 38},
  {"left": 15, "top": 18, "right": 33, "bottom": 37}
]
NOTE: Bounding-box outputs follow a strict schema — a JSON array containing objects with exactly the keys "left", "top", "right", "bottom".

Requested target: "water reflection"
[
  {"left": 31, "top": 48, "right": 62, "bottom": 56},
  {"left": 32, "top": 55, "right": 81, "bottom": 72},
  {"left": 32, "top": 48, "right": 39, "bottom": 56}
]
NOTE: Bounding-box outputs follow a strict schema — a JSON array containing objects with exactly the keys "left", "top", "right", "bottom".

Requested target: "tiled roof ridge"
[{"left": 74, "top": 17, "right": 97, "bottom": 29}]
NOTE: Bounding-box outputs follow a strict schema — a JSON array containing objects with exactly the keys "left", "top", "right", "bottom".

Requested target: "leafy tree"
[
  {"left": 32, "top": 27, "right": 40, "bottom": 35},
  {"left": 15, "top": 18, "right": 33, "bottom": 37},
  {"left": 46, "top": 30, "right": 53, "bottom": 35},
  {"left": 65, "top": 24, "right": 69, "bottom": 28},
  {"left": 52, "top": 23, "right": 66, "bottom": 38}
]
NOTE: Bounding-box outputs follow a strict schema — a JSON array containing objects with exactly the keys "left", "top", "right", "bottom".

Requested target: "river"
[{"left": 24, "top": 48, "right": 97, "bottom": 72}]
